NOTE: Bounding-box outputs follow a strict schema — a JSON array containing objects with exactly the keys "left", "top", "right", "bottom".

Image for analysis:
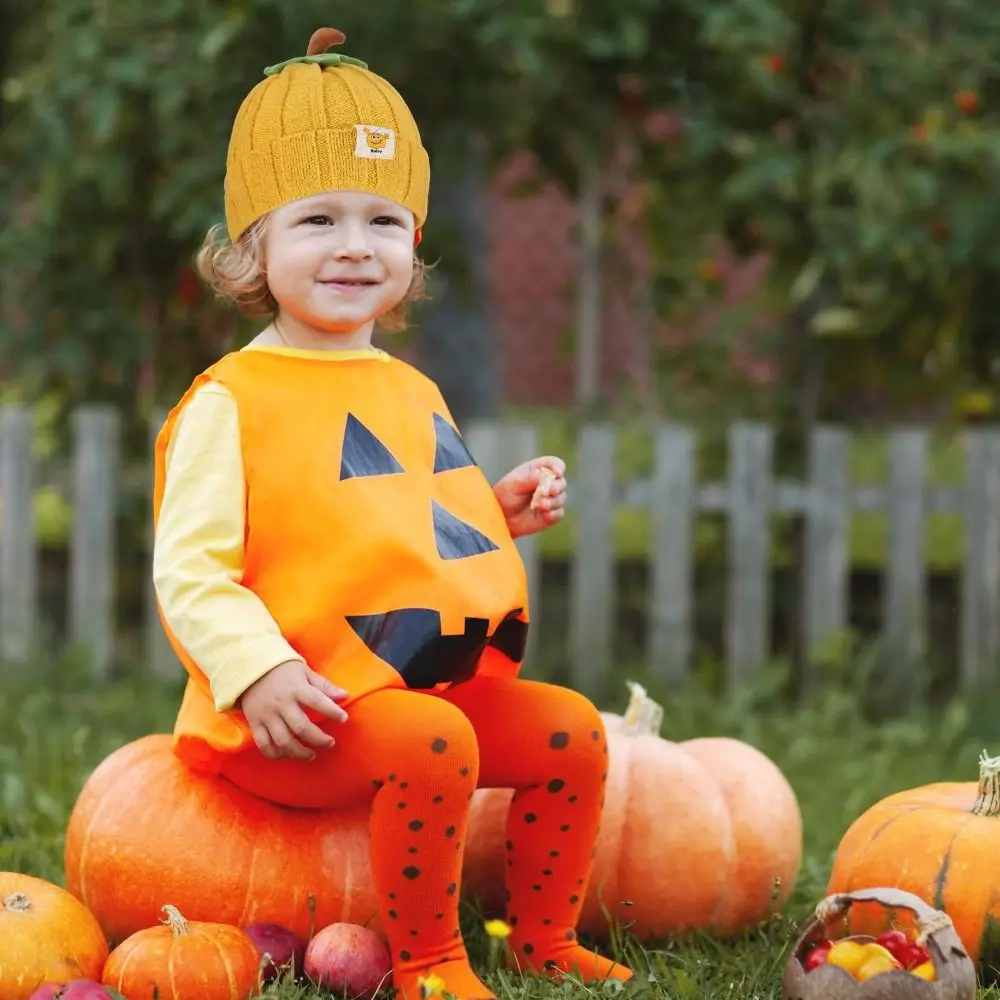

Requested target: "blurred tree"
[
  {"left": 0, "top": 0, "right": 678, "bottom": 441},
  {"left": 631, "top": 0, "right": 1000, "bottom": 438}
]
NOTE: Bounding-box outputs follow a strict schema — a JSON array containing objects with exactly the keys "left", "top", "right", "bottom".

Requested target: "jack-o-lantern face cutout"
[{"left": 335, "top": 410, "right": 527, "bottom": 689}]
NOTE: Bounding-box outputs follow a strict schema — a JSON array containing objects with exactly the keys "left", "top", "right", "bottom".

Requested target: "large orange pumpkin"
[
  {"left": 463, "top": 681, "right": 803, "bottom": 939},
  {"left": 64, "top": 733, "right": 380, "bottom": 946},
  {"left": 0, "top": 871, "right": 109, "bottom": 999},
  {"left": 102, "top": 904, "right": 260, "bottom": 1000},
  {"left": 827, "top": 751, "right": 1000, "bottom": 980}
]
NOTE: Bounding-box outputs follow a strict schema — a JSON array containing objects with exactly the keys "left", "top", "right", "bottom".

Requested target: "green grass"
[{"left": 4, "top": 655, "right": 1000, "bottom": 998}]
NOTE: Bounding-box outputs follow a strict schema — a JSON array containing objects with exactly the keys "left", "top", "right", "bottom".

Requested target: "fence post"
[
  {"left": 0, "top": 405, "right": 37, "bottom": 664},
  {"left": 145, "top": 408, "right": 180, "bottom": 680},
  {"left": 569, "top": 423, "right": 616, "bottom": 696},
  {"left": 960, "top": 429, "right": 1000, "bottom": 695},
  {"left": 69, "top": 405, "right": 120, "bottom": 676},
  {"left": 801, "top": 426, "right": 850, "bottom": 691},
  {"left": 725, "top": 423, "right": 774, "bottom": 690},
  {"left": 648, "top": 424, "right": 695, "bottom": 686},
  {"left": 882, "top": 428, "right": 928, "bottom": 702}
]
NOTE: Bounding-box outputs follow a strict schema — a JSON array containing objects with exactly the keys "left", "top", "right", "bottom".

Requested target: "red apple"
[
  {"left": 304, "top": 922, "right": 393, "bottom": 998},
  {"left": 244, "top": 922, "right": 308, "bottom": 982},
  {"left": 60, "top": 983, "right": 124, "bottom": 1000},
  {"left": 29, "top": 983, "right": 124, "bottom": 1000},
  {"left": 27, "top": 986, "right": 64, "bottom": 1000}
]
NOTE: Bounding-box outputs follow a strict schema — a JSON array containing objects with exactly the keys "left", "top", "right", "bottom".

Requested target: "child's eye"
[
  {"left": 304, "top": 215, "right": 332, "bottom": 226},
  {"left": 372, "top": 215, "right": 402, "bottom": 227}
]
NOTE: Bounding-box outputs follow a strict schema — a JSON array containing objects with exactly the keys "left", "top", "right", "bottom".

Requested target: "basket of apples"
[{"left": 782, "top": 887, "right": 976, "bottom": 1000}]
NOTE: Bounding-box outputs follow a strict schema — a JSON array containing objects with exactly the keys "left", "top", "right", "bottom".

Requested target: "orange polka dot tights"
[{"left": 218, "top": 675, "right": 632, "bottom": 998}]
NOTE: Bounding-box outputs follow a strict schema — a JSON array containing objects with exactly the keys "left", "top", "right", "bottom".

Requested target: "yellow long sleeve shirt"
[{"left": 152, "top": 345, "right": 391, "bottom": 712}]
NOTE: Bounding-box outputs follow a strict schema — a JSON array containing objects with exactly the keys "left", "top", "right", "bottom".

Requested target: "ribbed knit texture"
[{"left": 224, "top": 58, "right": 430, "bottom": 241}]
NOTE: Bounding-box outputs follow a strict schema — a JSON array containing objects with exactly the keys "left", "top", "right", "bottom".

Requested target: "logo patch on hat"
[{"left": 355, "top": 125, "right": 396, "bottom": 159}]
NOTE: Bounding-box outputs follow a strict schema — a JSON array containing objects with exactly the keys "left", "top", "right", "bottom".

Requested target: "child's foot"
[
  {"left": 510, "top": 943, "right": 633, "bottom": 983},
  {"left": 396, "top": 958, "right": 497, "bottom": 1000}
]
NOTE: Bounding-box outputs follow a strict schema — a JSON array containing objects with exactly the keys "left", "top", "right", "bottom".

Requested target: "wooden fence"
[{"left": 1, "top": 404, "right": 999, "bottom": 697}]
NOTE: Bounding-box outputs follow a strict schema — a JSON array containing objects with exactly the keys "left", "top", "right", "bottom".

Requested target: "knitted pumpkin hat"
[{"left": 223, "top": 27, "right": 430, "bottom": 243}]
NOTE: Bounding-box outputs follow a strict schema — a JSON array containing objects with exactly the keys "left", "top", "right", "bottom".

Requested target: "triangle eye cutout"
[
  {"left": 432, "top": 413, "right": 476, "bottom": 473},
  {"left": 340, "top": 414, "right": 405, "bottom": 480},
  {"left": 432, "top": 500, "right": 500, "bottom": 560}
]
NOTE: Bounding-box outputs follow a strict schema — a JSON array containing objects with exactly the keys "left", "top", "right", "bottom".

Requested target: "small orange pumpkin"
[
  {"left": 102, "top": 905, "right": 261, "bottom": 1000},
  {"left": 0, "top": 871, "right": 109, "bottom": 999},
  {"left": 464, "top": 681, "right": 803, "bottom": 939},
  {"left": 64, "top": 733, "right": 380, "bottom": 945},
  {"left": 827, "top": 751, "right": 1000, "bottom": 979}
]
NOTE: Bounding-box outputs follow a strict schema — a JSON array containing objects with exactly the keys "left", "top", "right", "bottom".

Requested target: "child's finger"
[
  {"left": 284, "top": 702, "right": 338, "bottom": 751},
  {"left": 265, "top": 715, "right": 317, "bottom": 760},
  {"left": 301, "top": 683, "right": 350, "bottom": 724}
]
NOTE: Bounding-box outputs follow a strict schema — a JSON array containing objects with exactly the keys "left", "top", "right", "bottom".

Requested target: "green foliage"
[
  {"left": 638, "top": 0, "right": 1000, "bottom": 428},
  {"left": 4, "top": 653, "right": 1000, "bottom": 997},
  {"left": 0, "top": 0, "right": 676, "bottom": 443}
]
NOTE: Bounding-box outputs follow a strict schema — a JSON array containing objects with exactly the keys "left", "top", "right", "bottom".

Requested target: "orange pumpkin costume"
[
  {"left": 151, "top": 25, "right": 632, "bottom": 999},
  {"left": 152, "top": 347, "right": 632, "bottom": 996}
]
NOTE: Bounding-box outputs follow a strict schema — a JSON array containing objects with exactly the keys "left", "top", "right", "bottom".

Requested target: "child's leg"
[
  {"left": 439, "top": 676, "right": 632, "bottom": 982},
  {"left": 218, "top": 688, "right": 494, "bottom": 1000}
]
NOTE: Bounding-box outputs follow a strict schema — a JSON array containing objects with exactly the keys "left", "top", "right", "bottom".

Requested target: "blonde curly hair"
[{"left": 195, "top": 215, "right": 430, "bottom": 334}]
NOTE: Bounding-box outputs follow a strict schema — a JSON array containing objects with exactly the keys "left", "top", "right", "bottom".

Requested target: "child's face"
[{"left": 263, "top": 191, "right": 415, "bottom": 336}]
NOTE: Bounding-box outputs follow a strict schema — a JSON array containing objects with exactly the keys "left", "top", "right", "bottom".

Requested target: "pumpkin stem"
[
  {"left": 160, "top": 904, "right": 190, "bottom": 936},
  {"left": 619, "top": 681, "right": 664, "bottom": 737},
  {"left": 972, "top": 750, "right": 1000, "bottom": 816},
  {"left": 2, "top": 892, "right": 31, "bottom": 913}
]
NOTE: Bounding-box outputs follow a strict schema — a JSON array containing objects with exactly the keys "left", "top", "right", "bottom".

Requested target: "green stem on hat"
[{"left": 264, "top": 53, "right": 369, "bottom": 77}]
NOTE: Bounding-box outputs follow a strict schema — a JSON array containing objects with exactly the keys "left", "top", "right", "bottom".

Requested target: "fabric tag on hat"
[{"left": 355, "top": 125, "right": 397, "bottom": 159}]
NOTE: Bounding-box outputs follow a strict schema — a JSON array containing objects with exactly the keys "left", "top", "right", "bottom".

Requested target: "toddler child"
[{"left": 151, "top": 26, "right": 633, "bottom": 1000}]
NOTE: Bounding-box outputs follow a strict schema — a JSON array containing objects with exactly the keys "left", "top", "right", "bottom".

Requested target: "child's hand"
[
  {"left": 493, "top": 456, "right": 567, "bottom": 538},
  {"left": 238, "top": 659, "right": 350, "bottom": 761}
]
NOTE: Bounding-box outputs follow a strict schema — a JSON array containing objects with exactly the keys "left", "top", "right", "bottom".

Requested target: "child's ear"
[{"left": 414, "top": 228, "right": 422, "bottom": 249}]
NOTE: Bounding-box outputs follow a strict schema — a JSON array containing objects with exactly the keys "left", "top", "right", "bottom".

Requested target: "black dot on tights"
[
  {"left": 400, "top": 949, "right": 411, "bottom": 961},
  {"left": 566, "top": 930, "right": 575, "bottom": 940},
  {"left": 457, "top": 766, "right": 468, "bottom": 777},
  {"left": 403, "top": 866, "right": 422, "bottom": 880},
  {"left": 543, "top": 869, "right": 553, "bottom": 876},
  {"left": 410, "top": 929, "right": 419, "bottom": 937},
  {"left": 400, "top": 781, "right": 409, "bottom": 790},
  {"left": 397, "top": 802, "right": 407, "bottom": 810},
  {"left": 524, "top": 943, "right": 535, "bottom": 955},
  {"left": 408, "top": 847, "right": 418, "bottom": 855},
  {"left": 445, "top": 825, "right": 456, "bottom": 838},
  {"left": 389, "top": 892, "right": 396, "bottom": 900},
  {"left": 568, "top": 795, "right": 578, "bottom": 803},
  {"left": 560, "top": 824, "right": 571, "bottom": 832},
  {"left": 525, "top": 813, "right": 538, "bottom": 823},
  {"left": 542, "top": 918, "right": 551, "bottom": 926},
  {"left": 577, "top": 878, "right": 584, "bottom": 885},
  {"left": 453, "top": 929, "right": 461, "bottom": 938},
  {"left": 570, "top": 895, "right": 579, "bottom": 904},
  {"left": 409, "top": 820, "right": 424, "bottom": 831},
  {"left": 549, "top": 731, "right": 570, "bottom": 750},
  {"left": 431, "top": 738, "right": 448, "bottom": 753},
  {"left": 591, "top": 730, "right": 601, "bottom": 741},
  {"left": 372, "top": 779, "right": 384, "bottom": 790},
  {"left": 547, "top": 778, "right": 566, "bottom": 793},
  {"left": 533, "top": 884, "right": 542, "bottom": 891},
  {"left": 509, "top": 916, "right": 518, "bottom": 926},
  {"left": 389, "top": 773, "right": 397, "bottom": 782},
  {"left": 447, "top": 882, "right": 457, "bottom": 895},
  {"left": 433, "top": 795, "right": 444, "bottom": 804},
  {"left": 506, "top": 839, "right": 514, "bottom": 849},
  {"left": 550, "top": 850, "right": 559, "bottom": 857},
  {"left": 389, "top": 910, "right": 398, "bottom": 919},
  {"left": 436, "top": 913, "right": 444, "bottom": 919}
]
